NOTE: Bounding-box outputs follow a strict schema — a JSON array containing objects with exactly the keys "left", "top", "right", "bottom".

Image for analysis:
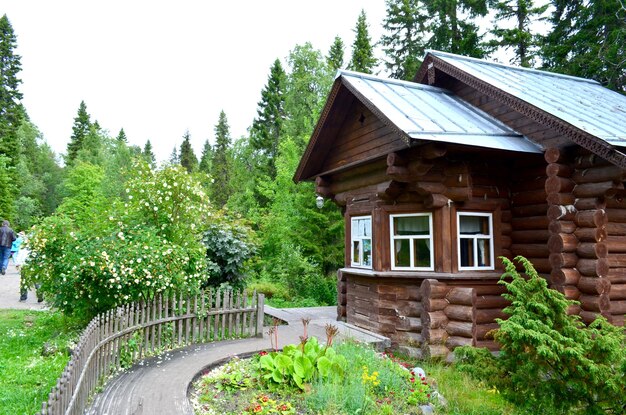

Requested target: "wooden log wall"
[
  {"left": 337, "top": 270, "right": 347, "bottom": 321},
  {"left": 345, "top": 275, "right": 424, "bottom": 348},
  {"left": 544, "top": 148, "right": 582, "bottom": 315},
  {"left": 544, "top": 149, "right": 626, "bottom": 325},
  {"left": 419, "top": 279, "right": 507, "bottom": 358},
  {"left": 510, "top": 157, "right": 549, "bottom": 273}
]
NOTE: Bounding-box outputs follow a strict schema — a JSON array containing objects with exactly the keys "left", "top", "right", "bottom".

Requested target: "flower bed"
[{"left": 190, "top": 333, "right": 441, "bottom": 414}]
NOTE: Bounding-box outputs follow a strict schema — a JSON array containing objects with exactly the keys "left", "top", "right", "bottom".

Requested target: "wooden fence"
[{"left": 37, "top": 289, "right": 265, "bottom": 415}]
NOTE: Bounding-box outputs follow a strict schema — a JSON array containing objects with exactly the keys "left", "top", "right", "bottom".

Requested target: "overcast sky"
[{"left": 3, "top": 1, "right": 388, "bottom": 163}]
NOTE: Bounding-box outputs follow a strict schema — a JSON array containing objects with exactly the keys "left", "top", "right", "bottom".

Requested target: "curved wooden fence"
[{"left": 37, "top": 289, "right": 265, "bottom": 415}]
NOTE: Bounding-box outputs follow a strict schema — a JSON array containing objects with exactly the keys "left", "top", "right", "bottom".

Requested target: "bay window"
[
  {"left": 457, "top": 212, "right": 494, "bottom": 270},
  {"left": 351, "top": 216, "right": 372, "bottom": 268},
  {"left": 390, "top": 213, "right": 433, "bottom": 271}
]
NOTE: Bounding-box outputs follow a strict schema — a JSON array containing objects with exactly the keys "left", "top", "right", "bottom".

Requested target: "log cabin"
[{"left": 294, "top": 50, "right": 626, "bottom": 359}]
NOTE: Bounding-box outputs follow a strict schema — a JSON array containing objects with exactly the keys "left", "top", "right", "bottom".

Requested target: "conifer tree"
[
  {"left": 488, "top": 0, "right": 548, "bottom": 67},
  {"left": 349, "top": 10, "right": 378, "bottom": 73},
  {"left": 541, "top": 0, "right": 626, "bottom": 92},
  {"left": 210, "top": 110, "right": 232, "bottom": 207},
  {"left": 116, "top": 128, "right": 127, "bottom": 142},
  {"left": 168, "top": 146, "right": 178, "bottom": 165},
  {"left": 284, "top": 43, "right": 333, "bottom": 148},
  {"left": 0, "top": 156, "right": 14, "bottom": 220},
  {"left": 327, "top": 35, "right": 345, "bottom": 72},
  {"left": 179, "top": 130, "right": 198, "bottom": 173},
  {"left": 0, "top": 14, "right": 24, "bottom": 171},
  {"left": 66, "top": 101, "right": 91, "bottom": 165},
  {"left": 143, "top": 139, "right": 156, "bottom": 168},
  {"left": 424, "top": 0, "right": 489, "bottom": 57},
  {"left": 250, "top": 59, "right": 286, "bottom": 179},
  {"left": 381, "top": 0, "right": 428, "bottom": 80},
  {"left": 198, "top": 139, "right": 212, "bottom": 173}
]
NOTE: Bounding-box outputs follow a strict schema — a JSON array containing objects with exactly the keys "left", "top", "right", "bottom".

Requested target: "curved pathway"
[
  {"left": 87, "top": 306, "right": 389, "bottom": 415},
  {"left": 0, "top": 263, "right": 46, "bottom": 310}
]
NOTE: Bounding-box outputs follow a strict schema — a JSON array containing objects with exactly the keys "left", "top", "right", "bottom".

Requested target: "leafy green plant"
[
  {"left": 457, "top": 256, "right": 626, "bottom": 415},
  {"left": 258, "top": 336, "right": 347, "bottom": 390}
]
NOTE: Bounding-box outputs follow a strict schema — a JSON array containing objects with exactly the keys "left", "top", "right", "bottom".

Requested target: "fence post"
[{"left": 256, "top": 293, "right": 265, "bottom": 338}]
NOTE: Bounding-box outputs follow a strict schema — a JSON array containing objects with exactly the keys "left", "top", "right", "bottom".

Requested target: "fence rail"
[{"left": 38, "top": 289, "right": 265, "bottom": 415}]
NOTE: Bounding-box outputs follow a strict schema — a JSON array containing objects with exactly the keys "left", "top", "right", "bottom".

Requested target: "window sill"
[{"left": 339, "top": 267, "right": 503, "bottom": 280}]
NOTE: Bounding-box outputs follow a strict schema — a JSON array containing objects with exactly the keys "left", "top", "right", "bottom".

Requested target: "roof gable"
[
  {"left": 416, "top": 50, "right": 626, "bottom": 168},
  {"left": 295, "top": 70, "right": 541, "bottom": 182}
]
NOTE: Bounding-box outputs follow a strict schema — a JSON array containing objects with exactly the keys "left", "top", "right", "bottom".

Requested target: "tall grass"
[{"left": 0, "top": 310, "right": 81, "bottom": 415}]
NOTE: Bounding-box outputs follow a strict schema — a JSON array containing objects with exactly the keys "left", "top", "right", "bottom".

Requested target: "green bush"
[
  {"left": 202, "top": 219, "right": 256, "bottom": 290},
  {"left": 456, "top": 256, "right": 626, "bottom": 414},
  {"left": 22, "top": 162, "right": 238, "bottom": 321}
]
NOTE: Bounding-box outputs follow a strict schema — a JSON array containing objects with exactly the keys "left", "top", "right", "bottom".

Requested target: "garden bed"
[{"left": 189, "top": 336, "right": 440, "bottom": 415}]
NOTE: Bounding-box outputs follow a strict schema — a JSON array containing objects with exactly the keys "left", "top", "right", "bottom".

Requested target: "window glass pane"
[
  {"left": 477, "top": 238, "right": 491, "bottom": 266},
  {"left": 459, "top": 238, "right": 474, "bottom": 267},
  {"left": 353, "top": 218, "right": 371, "bottom": 238},
  {"left": 459, "top": 216, "right": 489, "bottom": 235},
  {"left": 362, "top": 239, "right": 372, "bottom": 267},
  {"left": 394, "top": 216, "right": 429, "bottom": 236},
  {"left": 413, "top": 239, "right": 431, "bottom": 267},
  {"left": 352, "top": 241, "right": 360, "bottom": 264},
  {"left": 394, "top": 239, "right": 411, "bottom": 267}
]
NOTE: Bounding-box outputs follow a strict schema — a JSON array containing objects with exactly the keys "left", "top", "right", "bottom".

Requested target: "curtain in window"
[
  {"left": 352, "top": 218, "right": 371, "bottom": 237},
  {"left": 394, "top": 216, "right": 429, "bottom": 236},
  {"left": 459, "top": 216, "right": 488, "bottom": 235}
]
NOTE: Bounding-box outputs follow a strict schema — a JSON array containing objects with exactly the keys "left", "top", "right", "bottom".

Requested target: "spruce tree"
[
  {"left": 250, "top": 59, "right": 286, "bottom": 179},
  {"left": 488, "top": 0, "right": 548, "bottom": 67},
  {"left": 327, "top": 35, "right": 345, "bottom": 72},
  {"left": 198, "top": 139, "right": 212, "bottom": 173},
  {"left": 424, "top": 0, "right": 489, "bottom": 57},
  {"left": 381, "top": 0, "right": 428, "bottom": 80},
  {"left": 210, "top": 110, "right": 232, "bottom": 207},
  {"left": 349, "top": 10, "right": 378, "bottom": 73},
  {"left": 143, "top": 139, "right": 156, "bottom": 168},
  {"left": 66, "top": 101, "right": 91, "bottom": 165},
  {"left": 541, "top": 0, "right": 626, "bottom": 93},
  {"left": 168, "top": 145, "right": 178, "bottom": 165},
  {"left": 0, "top": 14, "right": 23, "bottom": 171},
  {"left": 179, "top": 130, "right": 198, "bottom": 173},
  {"left": 116, "top": 128, "right": 127, "bottom": 142}
]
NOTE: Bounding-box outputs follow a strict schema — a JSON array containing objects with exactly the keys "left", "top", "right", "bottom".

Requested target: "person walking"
[
  {"left": 0, "top": 220, "right": 16, "bottom": 275},
  {"left": 10, "top": 231, "right": 23, "bottom": 262}
]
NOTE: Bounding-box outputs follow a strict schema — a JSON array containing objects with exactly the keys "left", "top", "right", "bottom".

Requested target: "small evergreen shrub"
[
  {"left": 202, "top": 219, "right": 256, "bottom": 290},
  {"left": 456, "top": 256, "right": 626, "bottom": 414}
]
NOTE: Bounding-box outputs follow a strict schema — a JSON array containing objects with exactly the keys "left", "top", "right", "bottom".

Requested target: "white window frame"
[
  {"left": 351, "top": 216, "right": 372, "bottom": 269},
  {"left": 390, "top": 213, "right": 434, "bottom": 271},
  {"left": 457, "top": 212, "right": 494, "bottom": 271}
]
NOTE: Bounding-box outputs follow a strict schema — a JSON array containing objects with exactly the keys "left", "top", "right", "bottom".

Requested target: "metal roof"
[
  {"left": 427, "top": 50, "right": 626, "bottom": 147},
  {"left": 340, "top": 70, "right": 542, "bottom": 153}
]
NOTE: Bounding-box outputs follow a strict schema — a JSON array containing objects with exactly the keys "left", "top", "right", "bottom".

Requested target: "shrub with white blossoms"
[{"left": 22, "top": 161, "right": 222, "bottom": 321}]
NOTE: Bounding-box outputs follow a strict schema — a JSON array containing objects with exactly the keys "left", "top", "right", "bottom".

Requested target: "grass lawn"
[{"left": 0, "top": 309, "right": 82, "bottom": 415}]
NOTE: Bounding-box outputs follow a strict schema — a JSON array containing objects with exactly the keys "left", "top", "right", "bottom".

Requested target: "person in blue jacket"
[
  {"left": 10, "top": 231, "right": 23, "bottom": 262},
  {"left": 0, "top": 220, "right": 16, "bottom": 275}
]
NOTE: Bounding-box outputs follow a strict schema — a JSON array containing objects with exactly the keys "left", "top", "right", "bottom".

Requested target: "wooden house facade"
[{"left": 294, "top": 51, "right": 626, "bottom": 358}]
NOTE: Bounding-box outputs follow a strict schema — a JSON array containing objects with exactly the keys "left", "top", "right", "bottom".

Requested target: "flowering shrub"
[{"left": 21, "top": 161, "right": 248, "bottom": 320}]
